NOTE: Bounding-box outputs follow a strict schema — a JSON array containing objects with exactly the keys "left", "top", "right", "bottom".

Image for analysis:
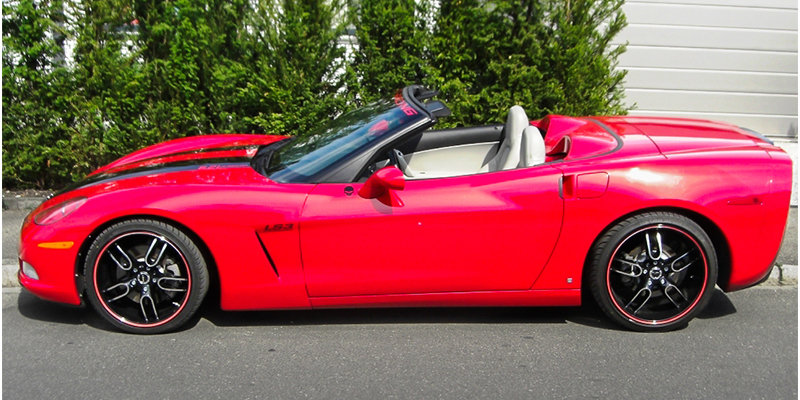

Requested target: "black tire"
[
  {"left": 589, "top": 212, "right": 717, "bottom": 332},
  {"left": 83, "top": 219, "right": 209, "bottom": 334}
]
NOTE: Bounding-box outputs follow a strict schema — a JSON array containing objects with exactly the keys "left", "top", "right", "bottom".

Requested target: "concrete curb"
[
  {"left": 766, "top": 264, "right": 798, "bottom": 286},
  {"left": 2, "top": 196, "right": 45, "bottom": 211},
  {"left": 3, "top": 264, "right": 19, "bottom": 287},
  {"left": 4, "top": 263, "right": 797, "bottom": 288}
]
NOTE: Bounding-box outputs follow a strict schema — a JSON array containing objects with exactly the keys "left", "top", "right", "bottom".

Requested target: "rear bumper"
[{"left": 723, "top": 149, "right": 792, "bottom": 292}]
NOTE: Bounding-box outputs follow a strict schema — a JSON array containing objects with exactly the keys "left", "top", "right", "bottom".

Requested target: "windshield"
[{"left": 262, "top": 94, "right": 425, "bottom": 182}]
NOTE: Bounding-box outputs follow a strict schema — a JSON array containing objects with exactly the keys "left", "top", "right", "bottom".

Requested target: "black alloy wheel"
[
  {"left": 84, "top": 219, "right": 209, "bottom": 334},
  {"left": 590, "top": 212, "right": 717, "bottom": 332}
]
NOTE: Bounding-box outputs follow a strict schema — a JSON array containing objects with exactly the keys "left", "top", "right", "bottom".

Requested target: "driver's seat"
[{"left": 484, "top": 106, "right": 528, "bottom": 172}]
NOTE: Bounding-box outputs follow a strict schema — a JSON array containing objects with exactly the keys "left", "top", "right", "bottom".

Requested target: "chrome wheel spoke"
[
  {"left": 670, "top": 250, "right": 697, "bottom": 273},
  {"left": 157, "top": 277, "right": 188, "bottom": 292},
  {"left": 663, "top": 282, "right": 688, "bottom": 308},
  {"left": 145, "top": 238, "right": 168, "bottom": 267},
  {"left": 625, "top": 287, "right": 652, "bottom": 315},
  {"left": 645, "top": 230, "right": 664, "bottom": 260},
  {"left": 612, "top": 258, "right": 643, "bottom": 277},
  {"left": 102, "top": 281, "right": 131, "bottom": 303},
  {"left": 108, "top": 244, "right": 133, "bottom": 271},
  {"left": 139, "top": 286, "right": 159, "bottom": 322}
]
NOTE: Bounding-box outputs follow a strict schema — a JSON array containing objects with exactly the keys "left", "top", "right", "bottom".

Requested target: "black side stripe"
[
  {"left": 56, "top": 156, "right": 251, "bottom": 196},
  {"left": 120, "top": 145, "right": 261, "bottom": 168},
  {"left": 254, "top": 232, "right": 280, "bottom": 278}
]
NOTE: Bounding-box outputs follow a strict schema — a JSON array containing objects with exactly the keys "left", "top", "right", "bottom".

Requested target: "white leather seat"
[
  {"left": 520, "top": 126, "right": 546, "bottom": 167},
  {"left": 484, "top": 105, "right": 528, "bottom": 171}
]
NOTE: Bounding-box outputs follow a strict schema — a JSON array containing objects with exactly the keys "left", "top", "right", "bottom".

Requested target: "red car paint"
[
  {"left": 91, "top": 134, "right": 288, "bottom": 175},
  {"left": 19, "top": 113, "right": 791, "bottom": 316}
]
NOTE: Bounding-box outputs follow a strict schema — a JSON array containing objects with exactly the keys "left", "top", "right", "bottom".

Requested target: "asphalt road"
[{"left": 2, "top": 286, "right": 796, "bottom": 399}]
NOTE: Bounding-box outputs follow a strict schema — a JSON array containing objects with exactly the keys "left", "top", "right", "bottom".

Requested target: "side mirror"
[{"left": 358, "top": 166, "right": 405, "bottom": 207}]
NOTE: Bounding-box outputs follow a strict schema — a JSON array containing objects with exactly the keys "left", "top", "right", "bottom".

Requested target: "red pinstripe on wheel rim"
[
  {"left": 606, "top": 224, "right": 709, "bottom": 326},
  {"left": 93, "top": 231, "right": 192, "bottom": 328}
]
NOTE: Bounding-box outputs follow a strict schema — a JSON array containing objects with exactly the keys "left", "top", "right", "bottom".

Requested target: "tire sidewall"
[{"left": 83, "top": 220, "right": 208, "bottom": 334}]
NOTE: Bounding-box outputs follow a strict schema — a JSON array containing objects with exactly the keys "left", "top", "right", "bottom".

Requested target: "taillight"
[{"left": 33, "top": 197, "right": 88, "bottom": 225}]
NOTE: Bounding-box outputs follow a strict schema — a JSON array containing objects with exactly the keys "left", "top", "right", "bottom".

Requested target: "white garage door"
[{"left": 615, "top": 0, "right": 798, "bottom": 139}]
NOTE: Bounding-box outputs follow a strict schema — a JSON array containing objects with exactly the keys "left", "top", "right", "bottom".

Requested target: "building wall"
[{"left": 615, "top": 0, "right": 798, "bottom": 138}]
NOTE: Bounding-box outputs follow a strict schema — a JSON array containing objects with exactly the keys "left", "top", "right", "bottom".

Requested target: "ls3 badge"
[{"left": 264, "top": 223, "right": 294, "bottom": 232}]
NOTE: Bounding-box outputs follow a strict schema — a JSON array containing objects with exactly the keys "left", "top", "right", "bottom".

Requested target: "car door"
[{"left": 299, "top": 166, "right": 565, "bottom": 297}]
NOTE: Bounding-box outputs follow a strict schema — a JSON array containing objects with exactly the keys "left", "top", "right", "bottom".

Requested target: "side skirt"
[{"left": 309, "top": 289, "right": 581, "bottom": 309}]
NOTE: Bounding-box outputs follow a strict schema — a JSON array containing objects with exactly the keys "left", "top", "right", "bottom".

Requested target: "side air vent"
[{"left": 254, "top": 232, "right": 279, "bottom": 278}]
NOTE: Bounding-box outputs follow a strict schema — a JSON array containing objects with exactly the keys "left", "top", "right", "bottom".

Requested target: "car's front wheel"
[
  {"left": 84, "top": 219, "right": 209, "bottom": 334},
  {"left": 589, "top": 212, "right": 717, "bottom": 332}
]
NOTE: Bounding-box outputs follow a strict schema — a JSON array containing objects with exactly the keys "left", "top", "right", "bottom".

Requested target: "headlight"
[{"left": 33, "top": 197, "right": 88, "bottom": 225}]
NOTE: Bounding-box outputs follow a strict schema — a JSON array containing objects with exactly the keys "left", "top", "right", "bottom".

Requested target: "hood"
[
  {"left": 92, "top": 134, "right": 288, "bottom": 175},
  {"left": 57, "top": 134, "right": 287, "bottom": 196}
]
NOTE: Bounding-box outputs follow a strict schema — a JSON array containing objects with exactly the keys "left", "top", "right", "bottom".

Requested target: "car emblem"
[
  {"left": 344, "top": 186, "right": 354, "bottom": 196},
  {"left": 137, "top": 272, "right": 151, "bottom": 284}
]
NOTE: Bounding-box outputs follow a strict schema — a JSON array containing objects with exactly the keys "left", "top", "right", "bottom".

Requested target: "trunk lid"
[{"left": 619, "top": 116, "right": 766, "bottom": 155}]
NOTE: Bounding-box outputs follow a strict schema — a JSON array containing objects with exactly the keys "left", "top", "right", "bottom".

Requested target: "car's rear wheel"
[
  {"left": 84, "top": 219, "right": 209, "bottom": 334},
  {"left": 589, "top": 212, "right": 717, "bottom": 332}
]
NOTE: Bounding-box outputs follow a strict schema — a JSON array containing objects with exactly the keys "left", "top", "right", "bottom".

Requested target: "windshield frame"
[{"left": 259, "top": 87, "right": 437, "bottom": 184}]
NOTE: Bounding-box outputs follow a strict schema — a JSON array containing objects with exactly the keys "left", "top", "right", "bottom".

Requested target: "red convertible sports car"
[{"left": 19, "top": 86, "right": 792, "bottom": 334}]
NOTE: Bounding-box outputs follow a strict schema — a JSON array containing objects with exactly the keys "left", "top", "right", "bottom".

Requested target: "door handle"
[{"left": 559, "top": 175, "right": 575, "bottom": 199}]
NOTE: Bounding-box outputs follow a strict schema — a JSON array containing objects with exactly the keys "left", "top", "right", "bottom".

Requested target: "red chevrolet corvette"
[{"left": 19, "top": 86, "right": 792, "bottom": 333}]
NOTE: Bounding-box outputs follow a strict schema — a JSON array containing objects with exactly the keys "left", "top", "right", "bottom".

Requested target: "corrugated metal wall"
[{"left": 615, "top": 0, "right": 798, "bottom": 138}]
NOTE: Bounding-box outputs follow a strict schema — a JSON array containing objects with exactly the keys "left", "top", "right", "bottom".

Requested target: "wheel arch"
[
  {"left": 580, "top": 206, "right": 731, "bottom": 296},
  {"left": 74, "top": 214, "right": 221, "bottom": 306}
]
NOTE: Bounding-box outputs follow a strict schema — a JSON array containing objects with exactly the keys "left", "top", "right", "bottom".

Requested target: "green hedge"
[{"left": 2, "top": 0, "right": 629, "bottom": 189}]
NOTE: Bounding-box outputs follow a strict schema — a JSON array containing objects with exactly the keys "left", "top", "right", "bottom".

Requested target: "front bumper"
[{"left": 18, "top": 220, "right": 86, "bottom": 306}]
